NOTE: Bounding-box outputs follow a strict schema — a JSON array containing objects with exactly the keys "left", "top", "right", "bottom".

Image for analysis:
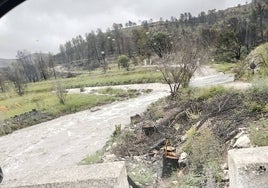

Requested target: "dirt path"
[{"left": 0, "top": 66, "right": 250, "bottom": 183}]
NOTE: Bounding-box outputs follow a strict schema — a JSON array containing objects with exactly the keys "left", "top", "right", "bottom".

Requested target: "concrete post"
[{"left": 228, "top": 147, "right": 268, "bottom": 188}]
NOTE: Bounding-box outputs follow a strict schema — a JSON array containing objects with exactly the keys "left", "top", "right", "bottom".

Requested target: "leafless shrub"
[
  {"left": 156, "top": 35, "right": 208, "bottom": 98},
  {"left": 55, "top": 80, "right": 67, "bottom": 104}
]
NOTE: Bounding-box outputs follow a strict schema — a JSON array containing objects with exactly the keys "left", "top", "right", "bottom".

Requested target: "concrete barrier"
[
  {"left": 1, "top": 161, "right": 129, "bottom": 188},
  {"left": 228, "top": 147, "right": 268, "bottom": 188}
]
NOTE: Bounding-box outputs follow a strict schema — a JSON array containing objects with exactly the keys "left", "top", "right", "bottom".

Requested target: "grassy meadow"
[{"left": 0, "top": 64, "right": 162, "bottom": 121}]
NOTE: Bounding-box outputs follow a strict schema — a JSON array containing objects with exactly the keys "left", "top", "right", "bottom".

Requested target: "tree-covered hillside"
[{"left": 0, "top": 0, "right": 267, "bottom": 95}]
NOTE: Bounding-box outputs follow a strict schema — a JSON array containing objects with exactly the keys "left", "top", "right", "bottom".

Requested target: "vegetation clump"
[{"left": 111, "top": 83, "right": 268, "bottom": 187}]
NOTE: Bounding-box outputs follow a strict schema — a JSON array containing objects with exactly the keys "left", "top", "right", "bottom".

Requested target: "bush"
[
  {"left": 80, "top": 149, "right": 104, "bottom": 165},
  {"left": 194, "top": 86, "right": 228, "bottom": 101},
  {"left": 250, "top": 119, "right": 268, "bottom": 146},
  {"left": 55, "top": 80, "right": 67, "bottom": 104},
  {"left": 131, "top": 57, "right": 139, "bottom": 66},
  {"left": 80, "top": 86, "right": 85, "bottom": 92},
  {"left": 252, "top": 77, "right": 268, "bottom": 93},
  {"left": 247, "top": 102, "right": 264, "bottom": 113},
  {"left": 128, "top": 163, "right": 154, "bottom": 185},
  {"left": 183, "top": 128, "right": 222, "bottom": 184},
  {"left": 113, "top": 124, "right": 122, "bottom": 137},
  {"left": 117, "top": 55, "right": 130, "bottom": 71}
]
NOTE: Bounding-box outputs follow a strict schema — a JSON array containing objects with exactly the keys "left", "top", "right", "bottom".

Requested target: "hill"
[{"left": 0, "top": 58, "right": 15, "bottom": 67}]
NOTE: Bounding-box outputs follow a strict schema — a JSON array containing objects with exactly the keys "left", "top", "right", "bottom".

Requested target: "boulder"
[
  {"left": 178, "top": 152, "right": 188, "bottom": 168},
  {"left": 233, "top": 134, "right": 251, "bottom": 148}
]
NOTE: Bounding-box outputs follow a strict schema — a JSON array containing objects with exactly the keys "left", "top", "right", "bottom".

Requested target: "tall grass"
[
  {"left": 0, "top": 65, "right": 161, "bottom": 123},
  {"left": 252, "top": 77, "right": 268, "bottom": 93},
  {"left": 0, "top": 92, "right": 116, "bottom": 119},
  {"left": 27, "top": 68, "right": 162, "bottom": 93},
  {"left": 211, "top": 62, "right": 236, "bottom": 73}
]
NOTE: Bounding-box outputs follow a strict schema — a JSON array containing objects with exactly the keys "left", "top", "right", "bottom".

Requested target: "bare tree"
[
  {"left": 0, "top": 70, "right": 6, "bottom": 92},
  {"left": 8, "top": 63, "right": 27, "bottom": 96},
  {"left": 55, "top": 80, "right": 67, "bottom": 104},
  {"left": 156, "top": 35, "right": 207, "bottom": 98},
  {"left": 252, "top": 0, "right": 267, "bottom": 42},
  {"left": 16, "top": 50, "right": 39, "bottom": 82},
  {"left": 36, "top": 53, "right": 49, "bottom": 80},
  {"left": 48, "top": 53, "right": 57, "bottom": 79}
]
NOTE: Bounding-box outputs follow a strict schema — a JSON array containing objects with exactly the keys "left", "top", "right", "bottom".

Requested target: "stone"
[
  {"left": 221, "top": 170, "right": 229, "bottom": 182},
  {"left": 112, "top": 142, "right": 118, "bottom": 147},
  {"left": 233, "top": 134, "right": 251, "bottom": 148},
  {"left": 234, "top": 131, "right": 245, "bottom": 139},
  {"left": 1, "top": 162, "right": 129, "bottom": 188},
  {"left": 238, "top": 127, "right": 247, "bottom": 132},
  {"left": 221, "top": 163, "right": 228, "bottom": 170},
  {"left": 180, "top": 134, "right": 187, "bottom": 143},
  {"left": 130, "top": 114, "right": 141, "bottom": 124},
  {"left": 105, "top": 145, "right": 111, "bottom": 152},
  {"left": 179, "top": 152, "right": 188, "bottom": 160},
  {"left": 178, "top": 152, "right": 188, "bottom": 168},
  {"left": 228, "top": 147, "right": 268, "bottom": 188},
  {"left": 133, "top": 156, "right": 142, "bottom": 162},
  {"left": 102, "top": 154, "right": 116, "bottom": 162}
]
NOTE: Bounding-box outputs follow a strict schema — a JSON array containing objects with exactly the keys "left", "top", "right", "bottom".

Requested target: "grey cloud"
[{"left": 0, "top": 0, "right": 248, "bottom": 58}]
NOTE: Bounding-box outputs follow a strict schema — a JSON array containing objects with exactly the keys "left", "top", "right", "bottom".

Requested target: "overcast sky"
[{"left": 0, "top": 0, "right": 248, "bottom": 59}]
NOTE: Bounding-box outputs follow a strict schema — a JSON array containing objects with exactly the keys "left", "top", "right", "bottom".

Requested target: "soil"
[
  {"left": 109, "top": 89, "right": 268, "bottom": 187},
  {"left": 0, "top": 109, "right": 53, "bottom": 135},
  {"left": 0, "top": 66, "right": 254, "bottom": 186}
]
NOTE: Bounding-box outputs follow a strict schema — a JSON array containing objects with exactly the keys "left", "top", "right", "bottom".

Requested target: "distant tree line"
[
  {"left": 57, "top": 0, "right": 268, "bottom": 66},
  {"left": 0, "top": 51, "right": 56, "bottom": 95},
  {"left": 0, "top": 0, "right": 267, "bottom": 96}
]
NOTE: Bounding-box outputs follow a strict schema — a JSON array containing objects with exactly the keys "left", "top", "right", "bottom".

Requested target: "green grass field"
[
  {"left": 27, "top": 66, "right": 162, "bottom": 93},
  {"left": 0, "top": 65, "right": 161, "bottom": 120},
  {"left": 210, "top": 62, "right": 236, "bottom": 73}
]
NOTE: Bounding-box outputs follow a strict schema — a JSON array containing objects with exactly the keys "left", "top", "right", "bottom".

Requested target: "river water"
[{"left": 0, "top": 68, "right": 235, "bottom": 183}]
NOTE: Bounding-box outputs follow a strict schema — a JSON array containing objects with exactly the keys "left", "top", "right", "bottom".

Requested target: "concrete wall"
[
  {"left": 228, "top": 147, "right": 268, "bottom": 188},
  {"left": 1, "top": 162, "right": 129, "bottom": 188}
]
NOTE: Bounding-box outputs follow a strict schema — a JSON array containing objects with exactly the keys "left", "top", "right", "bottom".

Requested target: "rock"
[
  {"left": 173, "top": 124, "right": 181, "bottom": 131},
  {"left": 136, "top": 182, "right": 142, "bottom": 187},
  {"left": 90, "top": 107, "right": 101, "bottom": 112},
  {"left": 228, "top": 147, "right": 268, "bottom": 188},
  {"left": 180, "top": 134, "right": 187, "bottom": 143},
  {"left": 105, "top": 146, "right": 111, "bottom": 152},
  {"left": 222, "top": 170, "right": 229, "bottom": 182},
  {"left": 234, "top": 131, "right": 245, "bottom": 139},
  {"left": 178, "top": 152, "right": 188, "bottom": 168},
  {"left": 238, "top": 127, "right": 248, "bottom": 132},
  {"left": 130, "top": 114, "right": 141, "bottom": 124},
  {"left": 119, "top": 157, "right": 125, "bottom": 161},
  {"left": 179, "top": 152, "right": 188, "bottom": 160},
  {"left": 233, "top": 134, "right": 251, "bottom": 148},
  {"left": 102, "top": 154, "right": 116, "bottom": 162},
  {"left": 221, "top": 163, "right": 228, "bottom": 170},
  {"left": 112, "top": 142, "right": 117, "bottom": 148},
  {"left": 133, "top": 156, "right": 142, "bottom": 162}
]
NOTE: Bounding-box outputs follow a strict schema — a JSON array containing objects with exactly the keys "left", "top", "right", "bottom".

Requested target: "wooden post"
[
  {"left": 162, "top": 140, "right": 179, "bottom": 177},
  {"left": 162, "top": 154, "right": 179, "bottom": 177},
  {"left": 142, "top": 125, "right": 155, "bottom": 136}
]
